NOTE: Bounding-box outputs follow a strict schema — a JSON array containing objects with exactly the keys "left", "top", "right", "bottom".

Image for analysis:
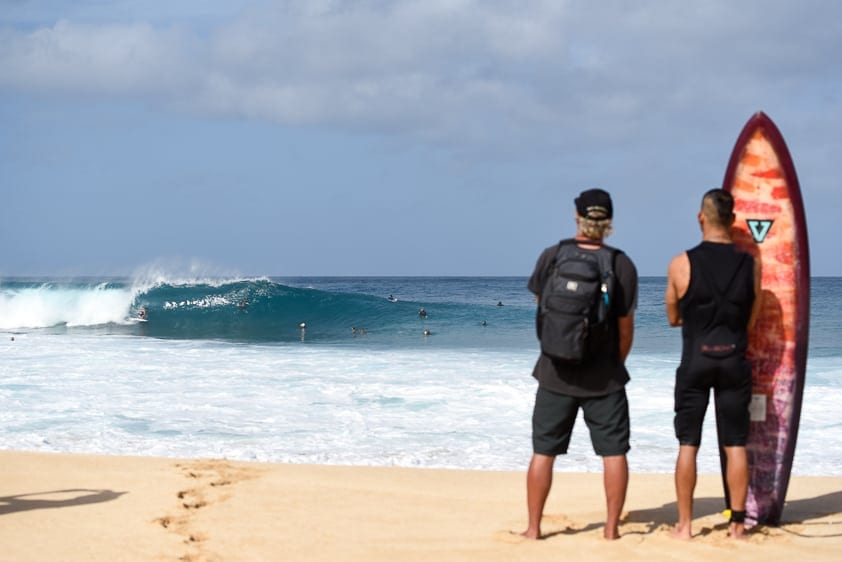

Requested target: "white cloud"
[
  {"left": 2, "top": 1, "right": 841, "bottom": 151},
  {"left": 0, "top": 20, "right": 195, "bottom": 95}
]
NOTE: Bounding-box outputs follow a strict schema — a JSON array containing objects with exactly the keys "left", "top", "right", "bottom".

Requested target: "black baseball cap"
[{"left": 575, "top": 188, "right": 613, "bottom": 220}]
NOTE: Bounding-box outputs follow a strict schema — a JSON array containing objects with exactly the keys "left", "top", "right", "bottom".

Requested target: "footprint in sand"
[
  {"left": 177, "top": 489, "right": 207, "bottom": 510},
  {"left": 155, "top": 460, "right": 258, "bottom": 561},
  {"left": 545, "top": 513, "right": 582, "bottom": 532},
  {"left": 493, "top": 530, "right": 532, "bottom": 544}
]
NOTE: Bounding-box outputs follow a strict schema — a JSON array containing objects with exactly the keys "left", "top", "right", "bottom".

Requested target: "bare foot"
[
  {"left": 728, "top": 522, "right": 747, "bottom": 540},
  {"left": 520, "top": 529, "right": 541, "bottom": 540},
  {"left": 604, "top": 529, "right": 621, "bottom": 540},
  {"left": 671, "top": 524, "right": 692, "bottom": 540}
]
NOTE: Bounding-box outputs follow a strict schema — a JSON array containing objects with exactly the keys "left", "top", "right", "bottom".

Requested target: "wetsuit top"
[
  {"left": 528, "top": 241, "right": 638, "bottom": 397},
  {"left": 679, "top": 242, "right": 755, "bottom": 363}
]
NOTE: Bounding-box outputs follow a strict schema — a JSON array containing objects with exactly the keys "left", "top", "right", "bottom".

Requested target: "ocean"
[{"left": 1, "top": 276, "right": 839, "bottom": 476}]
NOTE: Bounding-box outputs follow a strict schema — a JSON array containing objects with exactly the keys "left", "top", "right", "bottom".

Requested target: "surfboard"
[{"left": 720, "top": 111, "right": 810, "bottom": 525}]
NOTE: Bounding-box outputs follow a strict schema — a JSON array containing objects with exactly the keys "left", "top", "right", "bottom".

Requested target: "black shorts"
[
  {"left": 674, "top": 355, "right": 752, "bottom": 447},
  {"left": 531, "top": 386, "right": 630, "bottom": 457}
]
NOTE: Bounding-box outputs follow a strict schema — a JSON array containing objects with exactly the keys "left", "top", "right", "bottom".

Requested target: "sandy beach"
[{"left": 1, "top": 451, "right": 840, "bottom": 561}]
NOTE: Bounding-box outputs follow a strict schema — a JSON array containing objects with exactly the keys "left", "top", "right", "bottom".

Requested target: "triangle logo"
[{"left": 746, "top": 219, "right": 774, "bottom": 243}]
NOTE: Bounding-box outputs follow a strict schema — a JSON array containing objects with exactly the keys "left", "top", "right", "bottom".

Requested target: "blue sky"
[{"left": 1, "top": 1, "right": 840, "bottom": 276}]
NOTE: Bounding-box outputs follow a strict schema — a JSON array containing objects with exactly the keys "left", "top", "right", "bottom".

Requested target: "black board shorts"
[
  {"left": 532, "top": 386, "right": 630, "bottom": 457},
  {"left": 674, "top": 355, "right": 752, "bottom": 447}
]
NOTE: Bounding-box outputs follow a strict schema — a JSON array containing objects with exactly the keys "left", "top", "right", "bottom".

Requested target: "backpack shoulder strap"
[
  {"left": 556, "top": 237, "right": 579, "bottom": 251},
  {"left": 594, "top": 245, "right": 620, "bottom": 316},
  {"left": 550, "top": 238, "right": 577, "bottom": 266},
  {"left": 592, "top": 243, "right": 619, "bottom": 273}
]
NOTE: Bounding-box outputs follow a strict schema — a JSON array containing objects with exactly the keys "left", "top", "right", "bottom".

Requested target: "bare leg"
[
  {"left": 521, "top": 454, "right": 555, "bottom": 539},
  {"left": 602, "top": 454, "right": 628, "bottom": 540},
  {"left": 723, "top": 446, "right": 748, "bottom": 539},
  {"left": 673, "top": 445, "right": 698, "bottom": 539}
]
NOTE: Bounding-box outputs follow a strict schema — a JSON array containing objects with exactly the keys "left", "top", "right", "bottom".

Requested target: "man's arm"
[
  {"left": 617, "top": 314, "right": 634, "bottom": 363},
  {"left": 665, "top": 253, "right": 689, "bottom": 327}
]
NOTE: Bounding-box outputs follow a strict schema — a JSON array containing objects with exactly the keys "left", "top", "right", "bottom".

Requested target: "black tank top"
[{"left": 679, "top": 242, "right": 755, "bottom": 361}]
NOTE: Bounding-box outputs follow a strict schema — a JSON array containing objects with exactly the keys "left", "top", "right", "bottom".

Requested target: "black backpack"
[{"left": 538, "top": 239, "right": 619, "bottom": 363}]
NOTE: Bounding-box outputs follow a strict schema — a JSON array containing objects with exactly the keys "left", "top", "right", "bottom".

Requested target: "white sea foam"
[
  {"left": 129, "top": 260, "right": 267, "bottom": 291},
  {"left": 0, "top": 283, "right": 136, "bottom": 329},
  {"left": 1, "top": 333, "right": 839, "bottom": 476}
]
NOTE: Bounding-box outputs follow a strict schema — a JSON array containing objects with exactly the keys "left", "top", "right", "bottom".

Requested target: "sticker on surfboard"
[
  {"left": 746, "top": 219, "right": 774, "bottom": 243},
  {"left": 748, "top": 394, "right": 766, "bottom": 422}
]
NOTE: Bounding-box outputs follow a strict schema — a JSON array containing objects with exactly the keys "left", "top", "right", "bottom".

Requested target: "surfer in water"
[
  {"left": 665, "top": 189, "right": 762, "bottom": 540},
  {"left": 418, "top": 308, "right": 427, "bottom": 318},
  {"left": 138, "top": 307, "right": 147, "bottom": 320}
]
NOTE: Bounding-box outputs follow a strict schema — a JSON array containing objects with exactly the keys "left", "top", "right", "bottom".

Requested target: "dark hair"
[{"left": 702, "top": 188, "right": 734, "bottom": 226}]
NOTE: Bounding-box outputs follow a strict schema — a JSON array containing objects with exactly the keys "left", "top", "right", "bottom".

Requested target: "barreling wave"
[
  {"left": 138, "top": 278, "right": 413, "bottom": 342},
  {"left": 0, "top": 277, "right": 526, "bottom": 345}
]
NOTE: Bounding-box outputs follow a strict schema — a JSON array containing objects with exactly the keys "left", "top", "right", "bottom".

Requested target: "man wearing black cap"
[{"left": 522, "top": 188, "right": 638, "bottom": 540}]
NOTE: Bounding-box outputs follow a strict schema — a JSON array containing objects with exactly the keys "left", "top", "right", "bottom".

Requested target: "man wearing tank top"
[{"left": 665, "top": 188, "right": 762, "bottom": 540}]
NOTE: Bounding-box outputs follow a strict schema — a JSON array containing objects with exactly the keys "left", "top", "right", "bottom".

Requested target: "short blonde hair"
[{"left": 576, "top": 216, "right": 613, "bottom": 240}]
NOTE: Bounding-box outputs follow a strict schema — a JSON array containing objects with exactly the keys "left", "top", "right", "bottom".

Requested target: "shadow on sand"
[
  {"left": 0, "top": 489, "right": 126, "bottom": 516},
  {"left": 624, "top": 491, "right": 842, "bottom": 538}
]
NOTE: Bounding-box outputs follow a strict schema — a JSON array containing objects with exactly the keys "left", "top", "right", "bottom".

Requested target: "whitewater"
[{"left": 1, "top": 276, "right": 840, "bottom": 476}]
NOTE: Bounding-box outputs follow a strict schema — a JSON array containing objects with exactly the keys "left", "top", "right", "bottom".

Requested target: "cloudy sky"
[{"left": 1, "top": 0, "right": 840, "bottom": 277}]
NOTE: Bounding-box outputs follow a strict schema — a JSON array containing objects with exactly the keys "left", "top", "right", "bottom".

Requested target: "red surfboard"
[{"left": 721, "top": 111, "right": 810, "bottom": 525}]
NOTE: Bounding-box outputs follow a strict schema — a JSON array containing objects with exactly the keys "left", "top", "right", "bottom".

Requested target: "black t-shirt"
[{"left": 527, "top": 240, "right": 638, "bottom": 397}]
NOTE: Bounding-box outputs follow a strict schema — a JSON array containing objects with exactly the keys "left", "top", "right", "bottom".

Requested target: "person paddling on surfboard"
[{"left": 665, "top": 189, "right": 762, "bottom": 540}]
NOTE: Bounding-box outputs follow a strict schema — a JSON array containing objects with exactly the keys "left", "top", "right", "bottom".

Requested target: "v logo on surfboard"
[{"left": 746, "top": 219, "right": 774, "bottom": 243}]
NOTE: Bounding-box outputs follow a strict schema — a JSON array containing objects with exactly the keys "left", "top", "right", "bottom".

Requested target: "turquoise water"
[{"left": 0, "top": 276, "right": 839, "bottom": 474}]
